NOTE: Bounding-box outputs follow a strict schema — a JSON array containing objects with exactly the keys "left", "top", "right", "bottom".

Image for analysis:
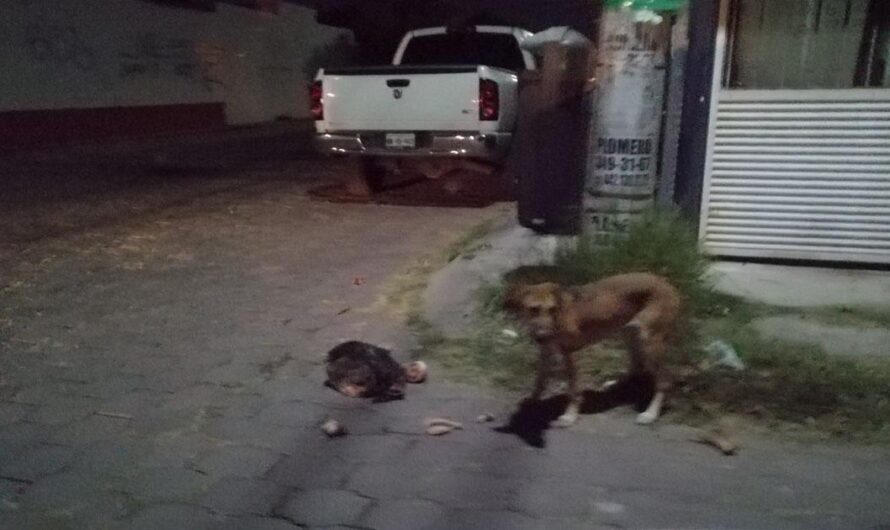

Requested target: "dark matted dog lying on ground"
[
  {"left": 505, "top": 272, "right": 682, "bottom": 427},
  {"left": 324, "top": 341, "right": 427, "bottom": 402}
]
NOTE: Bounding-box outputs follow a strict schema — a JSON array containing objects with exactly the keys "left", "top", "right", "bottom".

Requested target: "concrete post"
[{"left": 584, "top": 0, "right": 687, "bottom": 242}]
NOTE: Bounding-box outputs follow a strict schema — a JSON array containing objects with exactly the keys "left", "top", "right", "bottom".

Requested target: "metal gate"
[{"left": 700, "top": 0, "right": 890, "bottom": 264}]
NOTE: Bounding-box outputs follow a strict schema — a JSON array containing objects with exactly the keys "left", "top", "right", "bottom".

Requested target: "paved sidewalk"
[
  {"left": 710, "top": 261, "right": 890, "bottom": 310},
  {"left": 711, "top": 262, "right": 890, "bottom": 358}
]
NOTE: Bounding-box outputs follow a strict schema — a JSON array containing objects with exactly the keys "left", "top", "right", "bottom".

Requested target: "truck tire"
[
  {"left": 362, "top": 158, "right": 386, "bottom": 191},
  {"left": 343, "top": 157, "right": 386, "bottom": 197}
]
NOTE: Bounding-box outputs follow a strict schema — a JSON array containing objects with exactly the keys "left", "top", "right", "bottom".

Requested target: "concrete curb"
[
  {"left": 711, "top": 261, "right": 890, "bottom": 310},
  {"left": 423, "top": 217, "right": 574, "bottom": 339}
]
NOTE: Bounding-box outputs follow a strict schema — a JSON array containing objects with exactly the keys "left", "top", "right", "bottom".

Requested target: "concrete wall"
[{"left": 0, "top": 0, "right": 352, "bottom": 125}]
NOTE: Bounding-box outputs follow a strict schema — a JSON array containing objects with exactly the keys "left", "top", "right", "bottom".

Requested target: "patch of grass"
[
  {"left": 413, "top": 268, "right": 637, "bottom": 393},
  {"left": 382, "top": 215, "right": 546, "bottom": 388},
  {"left": 444, "top": 219, "right": 497, "bottom": 263},
  {"left": 674, "top": 323, "right": 890, "bottom": 443},
  {"left": 478, "top": 287, "right": 890, "bottom": 443},
  {"left": 386, "top": 257, "right": 438, "bottom": 324},
  {"left": 420, "top": 325, "right": 538, "bottom": 392},
  {"left": 799, "top": 305, "right": 890, "bottom": 329},
  {"left": 667, "top": 298, "right": 890, "bottom": 443},
  {"left": 545, "top": 208, "right": 725, "bottom": 356},
  {"left": 703, "top": 297, "right": 890, "bottom": 331},
  {"left": 395, "top": 211, "right": 890, "bottom": 444},
  {"left": 390, "top": 218, "right": 498, "bottom": 312},
  {"left": 385, "top": 219, "right": 501, "bottom": 325},
  {"left": 383, "top": 217, "right": 501, "bottom": 361},
  {"left": 554, "top": 207, "right": 716, "bottom": 316}
]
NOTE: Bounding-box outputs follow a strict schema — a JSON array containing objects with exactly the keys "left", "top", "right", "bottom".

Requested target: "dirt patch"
[{"left": 308, "top": 170, "right": 513, "bottom": 208}]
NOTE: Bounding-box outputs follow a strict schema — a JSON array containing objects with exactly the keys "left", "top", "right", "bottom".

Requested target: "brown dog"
[{"left": 505, "top": 273, "right": 682, "bottom": 427}]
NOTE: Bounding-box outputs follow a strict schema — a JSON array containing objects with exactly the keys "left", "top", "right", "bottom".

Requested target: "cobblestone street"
[{"left": 1, "top": 151, "right": 889, "bottom": 529}]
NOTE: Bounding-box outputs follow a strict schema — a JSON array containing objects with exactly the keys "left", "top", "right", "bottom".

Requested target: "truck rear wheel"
[{"left": 343, "top": 157, "right": 386, "bottom": 197}]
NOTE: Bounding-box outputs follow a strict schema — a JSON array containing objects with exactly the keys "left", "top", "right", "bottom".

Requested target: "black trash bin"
[{"left": 512, "top": 32, "right": 593, "bottom": 235}]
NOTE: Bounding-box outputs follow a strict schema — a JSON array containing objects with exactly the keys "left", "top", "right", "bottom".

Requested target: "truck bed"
[{"left": 318, "top": 64, "right": 511, "bottom": 132}]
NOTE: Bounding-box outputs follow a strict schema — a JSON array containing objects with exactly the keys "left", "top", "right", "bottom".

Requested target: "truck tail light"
[
  {"left": 479, "top": 79, "right": 499, "bottom": 121},
  {"left": 310, "top": 81, "right": 323, "bottom": 121}
]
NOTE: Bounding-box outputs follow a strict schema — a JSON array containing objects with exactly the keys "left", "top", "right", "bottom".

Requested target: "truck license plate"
[{"left": 385, "top": 133, "right": 416, "bottom": 149}]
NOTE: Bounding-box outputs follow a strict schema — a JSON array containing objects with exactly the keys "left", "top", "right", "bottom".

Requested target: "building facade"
[
  {"left": 688, "top": 0, "right": 890, "bottom": 264},
  {"left": 0, "top": 0, "right": 352, "bottom": 148}
]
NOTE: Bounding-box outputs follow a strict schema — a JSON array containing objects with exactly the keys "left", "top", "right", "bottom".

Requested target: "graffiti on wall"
[
  {"left": 259, "top": 36, "right": 295, "bottom": 80},
  {"left": 119, "top": 32, "right": 225, "bottom": 91},
  {"left": 24, "top": 23, "right": 97, "bottom": 72}
]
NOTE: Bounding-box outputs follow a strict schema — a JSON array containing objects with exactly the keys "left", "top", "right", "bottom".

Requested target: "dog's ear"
[
  {"left": 538, "top": 282, "right": 561, "bottom": 294},
  {"left": 503, "top": 283, "right": 529, "bottom": 311}
]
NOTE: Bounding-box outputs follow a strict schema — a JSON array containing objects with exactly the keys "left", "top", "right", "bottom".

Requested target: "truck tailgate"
[{"left": 322, "top": 66, "right": 481, "bottom": 131}]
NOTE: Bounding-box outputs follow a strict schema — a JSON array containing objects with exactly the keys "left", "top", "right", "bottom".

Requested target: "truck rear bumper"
[{"left": 314, "top": 132, "right": 512, "bottom": 161}]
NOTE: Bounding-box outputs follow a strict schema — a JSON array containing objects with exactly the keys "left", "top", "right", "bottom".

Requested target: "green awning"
[{"left": 604, "top": 0, "right": 686, "bottom": 11}]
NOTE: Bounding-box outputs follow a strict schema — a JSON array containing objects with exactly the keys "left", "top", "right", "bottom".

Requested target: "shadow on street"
[{"left": 495, "top": 374, "right": 655, "bottom": 447}]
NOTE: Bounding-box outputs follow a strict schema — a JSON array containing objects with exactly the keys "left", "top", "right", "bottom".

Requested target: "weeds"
[
  {"left": 554, "top": 208, "right": 715, "bottom": 316},
  {"left": 800, "top": 305, "right": 890, "bottom": 330},
  {"left": 676, "top": 314, "right": 890, "bottom": 443},
  {"left": 444, "top": 219, "right": 497, "bottom": 263},
  {"left": 397, "top": 211, "right": 890, "bottom": 444}
]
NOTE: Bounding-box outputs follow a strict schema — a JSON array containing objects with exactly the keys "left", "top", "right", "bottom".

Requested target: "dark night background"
[{"left": 304, "top": 0, "right": 600, "bottom": 63}]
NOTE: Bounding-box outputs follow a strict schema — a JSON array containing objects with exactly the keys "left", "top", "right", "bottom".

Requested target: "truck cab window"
[{"left": 400, "top": 33, "right": 526, "bottom": 71}]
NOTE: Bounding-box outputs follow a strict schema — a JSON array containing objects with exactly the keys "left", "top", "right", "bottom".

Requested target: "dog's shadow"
[{"left": 494, "top": 374, "right": 655, "bottom": 448}]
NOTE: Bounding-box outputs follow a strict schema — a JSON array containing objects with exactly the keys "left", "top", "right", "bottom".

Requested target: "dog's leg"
[
  {"left": 638, "top": 356, "right": 672, "bottom": 425},
  {"left": 633, "top": 330, "right": 670, "bottom": 425},
  {"left": 553, "top": 350, "right": 580, "bottom": 428},
  {"left": 622, "top": 320, "right": 649, "bottom": 374},
  {"left": 636, "top": 390, "right": 664, "bottom": 425},
  {"left": 530, "top": 347, "right": 551, "bottom": 401}
]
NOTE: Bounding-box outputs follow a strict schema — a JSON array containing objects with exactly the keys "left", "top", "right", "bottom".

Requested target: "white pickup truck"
[{"left": 311, "top": 25, "right": 535, "bottom": 175}]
